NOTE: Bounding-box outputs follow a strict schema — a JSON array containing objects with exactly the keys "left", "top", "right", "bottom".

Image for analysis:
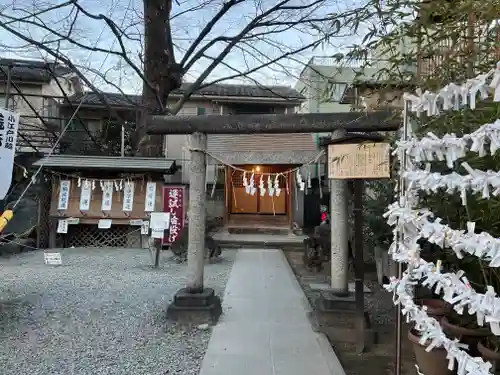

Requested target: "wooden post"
[
  {"left": 353, "top": 179, "right": 371, "bottom": 353},
  {"left": 154, "top": 239, "right": 161, "bottom": 268}
]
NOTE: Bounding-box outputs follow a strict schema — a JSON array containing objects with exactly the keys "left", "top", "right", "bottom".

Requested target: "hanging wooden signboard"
[{"left": 328, "top": 142, "right": 390, "bottom": 180}]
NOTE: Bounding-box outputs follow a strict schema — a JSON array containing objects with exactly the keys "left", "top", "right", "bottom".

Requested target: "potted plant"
[
  {"left": 407, "top": 328, "right": 453, "bottom": 375},
  {"left": 478, "top": 336, "right": 500, "bottom": 372}
]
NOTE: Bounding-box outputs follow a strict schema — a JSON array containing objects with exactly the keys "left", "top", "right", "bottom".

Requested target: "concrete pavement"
[{"left": 199, "top": 249, "right": 345, "bottom": 375}]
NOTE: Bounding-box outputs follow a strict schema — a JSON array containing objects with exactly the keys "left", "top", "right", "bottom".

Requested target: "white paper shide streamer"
[
  {"left": 122, "top": 181, "right": 135, "bottom": 212},
  {"left": 57, "top": 180, "right": 71, "bottom": 210}
]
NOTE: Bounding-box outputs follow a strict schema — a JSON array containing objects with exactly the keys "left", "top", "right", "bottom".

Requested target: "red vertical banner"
[{"left": 162, "top": 185, "right": 186, "bottom": 245}]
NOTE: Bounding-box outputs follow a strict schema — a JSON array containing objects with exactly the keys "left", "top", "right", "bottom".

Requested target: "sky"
[{"left": 0, "top": 0, "right": 369, "bottom": 94}]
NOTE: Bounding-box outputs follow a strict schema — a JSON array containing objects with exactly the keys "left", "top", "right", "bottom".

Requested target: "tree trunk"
[{"left": 136, "top": 0, "right": 179, "bottom": 156}]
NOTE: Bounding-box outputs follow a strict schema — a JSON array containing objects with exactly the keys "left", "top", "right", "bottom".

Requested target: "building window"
[
  {"left": 70, "top": 119, "right": 101, "bottom": 133},
  {"left": 326, "top": 82, "right": 347, "bottom": 102},
  {"left": 197, "top": 107, "right": 206, "bottom": 115},
  {"left": 0, "top": 95, "right": 17, "bottom": 110}
]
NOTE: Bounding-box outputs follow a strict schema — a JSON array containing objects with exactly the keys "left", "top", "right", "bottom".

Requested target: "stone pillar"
[
  {"left": 186, "top": 132, "right": 207, "bottom": 292},
  {"left": 329, "top": 129, "right": 349, "bottom": 295}
]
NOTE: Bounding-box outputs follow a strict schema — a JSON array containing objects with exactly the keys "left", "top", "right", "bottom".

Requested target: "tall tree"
[{"left": 0, "top": 0, "right": 357, "bottom": 155}]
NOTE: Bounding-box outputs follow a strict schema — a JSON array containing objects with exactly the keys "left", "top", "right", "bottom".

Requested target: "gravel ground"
[{"left": 0, "top": 247, "right": 235, "bottom": 375}]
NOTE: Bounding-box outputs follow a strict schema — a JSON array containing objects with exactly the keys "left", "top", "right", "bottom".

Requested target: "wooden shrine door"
[{"left": 230, "top": 166, "right": 287, "bottom": 215}]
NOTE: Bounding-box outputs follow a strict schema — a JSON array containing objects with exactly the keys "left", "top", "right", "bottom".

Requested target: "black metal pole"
[
  {"left": 395, "top": 100, "right": 410, "bottom": 375},
  {"left": 353, "top": 179, "right": 365, "bottom": 353}
]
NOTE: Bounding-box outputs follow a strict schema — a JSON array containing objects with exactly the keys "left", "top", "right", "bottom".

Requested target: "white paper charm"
[
  {"left": 101, "top": 181, "right": 113, "bottom": 211},
  {"left": 57, "top": 219, "right": 68, "bottom": 234},
  {"left": 122, "top": 181, "right": 135, "bottom": 212},
  {"left": 79, "top": 180, "right": 92, "bottom": 211},
  {"left": 98, "top": 219, "right": 112, "bottom": 229},
  {"left": 144, "top": 182, "right": 156, "bottom": 212},
  {"left": 57, "top": 180, "right": 71, "bottom": 210},
  {"left": 259, "top": 177, "right": 266, "bottom": 196}
]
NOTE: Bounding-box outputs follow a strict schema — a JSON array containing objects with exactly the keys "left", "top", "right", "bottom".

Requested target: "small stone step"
[
  {"left": 227, "top": 225, "right": 290, "bottom": 236},
  {"left": 212, "top": 231, "right": 308, "bottom": 251}
]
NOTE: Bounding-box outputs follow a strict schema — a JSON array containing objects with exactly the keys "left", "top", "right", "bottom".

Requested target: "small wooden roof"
[{"left": 33, "top": 155, "right": 177, "bottom": 173}]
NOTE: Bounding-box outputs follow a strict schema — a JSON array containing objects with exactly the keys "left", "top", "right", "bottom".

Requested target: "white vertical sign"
[
  {"left": 0, "top": 109, "right": 20, "bottom": 200},
  {"left": 79, "top": 180, "right": 92, "bottom": 211},
  {"left": 122, "top": 181, "right": 135, "bottom": 212},
  {"left": 101, "top": 181, "right": 114, "bottom": 211},
  {"left": 57, "top": 219, "right": 68, "bottom": 233},
  {"left": 144, "top": 182, "right": 156, "bottom": 212},
  {"left": 141, "top": 220, "right": 150, "bottom": 235},
  {"left": 57, "top": 180, "right": 71, "bottom": 210}
]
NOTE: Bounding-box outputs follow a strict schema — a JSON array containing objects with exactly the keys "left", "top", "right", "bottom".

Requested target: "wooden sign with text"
[{"left": 328, "top": 142, "right": 390, "bottom": 179}]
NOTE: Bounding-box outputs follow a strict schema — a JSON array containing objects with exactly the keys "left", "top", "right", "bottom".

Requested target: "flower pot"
[
  {"left": 441, "top": 316, "right": 491, "bottom": 356},
  {"left": 408, "top": 329, "right": 453, "bottom": 375},
  {"left": 417, "top": 299, "right": 452, "bottom": 320},
  {"left": 478, "top": 340, "right": 500, "bottom": 373}
]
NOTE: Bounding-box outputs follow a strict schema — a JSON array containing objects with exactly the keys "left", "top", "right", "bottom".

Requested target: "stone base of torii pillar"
[
  {"left": 166, "top": 287, "right": 222, "bottom": 324},
  {"left": 166, "top": 132, "right": 222, "bottom": 324}
]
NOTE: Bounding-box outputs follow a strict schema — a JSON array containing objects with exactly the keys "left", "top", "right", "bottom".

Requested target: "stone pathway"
[{"left": 199, "top": 249, "right": 345, "bottom": 375}]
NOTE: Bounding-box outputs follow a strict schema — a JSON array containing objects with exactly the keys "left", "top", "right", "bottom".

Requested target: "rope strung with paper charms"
[
  {"left": 394, "top": 119, "right": 500, "bottom": 167},
  {"left": 50, "top": 170, "right": 150, "bottom": 184},
  {"left": 384, "top": 273, "right": 492, "bottom": 375},
  {"left": 385, "top": 202, "right": 500, "bottom": 336},
  {"left": 386, "top": 191, "right": 500, "bottom": 267},
  {"left": 389, "top": 249, "right": 500, "bottom": 337},
  {"left": 387, "top": 62, "right": 500, "bottom": 375},
  {"left": 404, "top": 61, "right": 500, "bottom": 116},
  {"left": 403, "top": 162, "right": 500, "bottom": 205},
  {"left": 385, "top": 197, "right": 497, "bottom": 375}
]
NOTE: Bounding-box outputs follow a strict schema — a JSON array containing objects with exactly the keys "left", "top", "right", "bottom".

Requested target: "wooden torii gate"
[{"left": 147, "top": 111, "right": 400, "bottom": 323}]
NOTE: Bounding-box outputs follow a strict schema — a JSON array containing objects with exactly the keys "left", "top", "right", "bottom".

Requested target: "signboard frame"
[
  {"left": 162, "top": 185, "right": 187, "bottom": 246},
  {"left": 327, "top": 141, "right": 391, "bottom": 180}
]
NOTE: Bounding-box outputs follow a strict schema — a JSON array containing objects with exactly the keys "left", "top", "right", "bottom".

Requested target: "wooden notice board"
[{"left": 328, "top": 142, "right": 390, "bottom": 179}]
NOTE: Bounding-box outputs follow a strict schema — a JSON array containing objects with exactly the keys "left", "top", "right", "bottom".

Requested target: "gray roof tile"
[
  {"left": 0, "top": 58, "right": 72, "bottom": 83},
  {"left": 33, "top": 155, "right": 177, "bottom": 172},
  {"left": 66, "top": 83, "right": 304, "bottom": 107}
]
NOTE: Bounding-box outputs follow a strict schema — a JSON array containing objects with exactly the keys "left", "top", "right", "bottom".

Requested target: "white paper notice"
[
  {"left": 67, "top": 217, "right": 80, "bottom": 225},
  {"left": 79, "top": 180, "right": 92, "bottom": 211},
  {"left": 150, "top": 212, "right": 167, "bottom": 239},
  {"left": 164, "top": 212, "right": 171, "bottom": 230},
  {"left": 144, "top": 182, "right": 156, "bottom": 212},
  {"left": 141, "top": 220, "right": 150, "bottom": 235},
  {"left": 101, "top": 181, "right": 113, "bottom": 211},
  {"left": 122, "top": 182, "right": 135, "bottom": 212},
  {"left": 44, "top": 252, "right": 62, "bottom": 265},
  {"left": 57, "top": 180, "right": 71, "bottom": 210},
  {"left": 130, "top": 219, "right": 143, "bottom": 226},
  {"left": 57, "top": 219, "right": 68, "bottom": 234},
  {"left": 98, "top": 219, "right": 112, "bottom": 229}
]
